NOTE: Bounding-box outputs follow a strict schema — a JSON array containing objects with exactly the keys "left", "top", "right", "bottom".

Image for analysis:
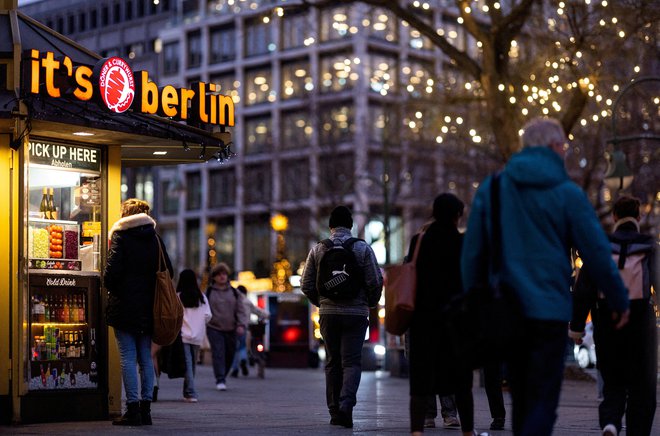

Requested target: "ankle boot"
[
  {"left": 140, "top": 400, "right": 152, "bottom": 425},
  {"left": 112, "top": 402, "right": 141, "bottom": 426}
]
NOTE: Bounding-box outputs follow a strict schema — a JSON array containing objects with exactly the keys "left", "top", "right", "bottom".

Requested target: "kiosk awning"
[{"left": 0, "top": 11, "right": 233, "bottom": 166}]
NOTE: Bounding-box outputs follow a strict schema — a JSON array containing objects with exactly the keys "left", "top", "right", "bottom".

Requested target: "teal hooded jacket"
[{"left": 461, "top": 146, "right": 629, "bottom": 322}]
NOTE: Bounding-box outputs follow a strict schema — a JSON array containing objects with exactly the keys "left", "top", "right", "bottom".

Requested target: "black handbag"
[{"left": 446, "top": 173, "right": 523, "bottom": 370}]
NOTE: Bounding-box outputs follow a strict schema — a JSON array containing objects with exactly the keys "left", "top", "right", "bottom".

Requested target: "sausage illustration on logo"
[{"left": 96, "top": 57, "right": 135, "bottom": 113}]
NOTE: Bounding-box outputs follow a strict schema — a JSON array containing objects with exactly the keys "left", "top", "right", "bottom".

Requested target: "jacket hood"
[
  {"left": 109, "top": 213, "right": 157, "bottom": 240},
  {"left": 505, "top": 146, "right": 568, "bottom": 188}
]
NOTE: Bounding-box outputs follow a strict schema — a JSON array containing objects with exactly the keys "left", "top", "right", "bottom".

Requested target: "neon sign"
[{"left": 27, "top": 50, "right": 235, "bottom": 127}]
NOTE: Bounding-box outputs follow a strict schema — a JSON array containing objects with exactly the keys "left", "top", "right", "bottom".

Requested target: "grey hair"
[{"left": 520, "top": 117, "right": 566, "bottom": 148}]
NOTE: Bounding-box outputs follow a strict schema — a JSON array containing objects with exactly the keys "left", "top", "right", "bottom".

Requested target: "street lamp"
[{"left": 270, "top": 213, "right": 293, "bottom": 292}]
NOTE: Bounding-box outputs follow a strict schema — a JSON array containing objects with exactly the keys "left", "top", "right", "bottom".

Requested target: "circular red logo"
[{"left": 97, "top": 57, "right": 135, "bottom": 113}]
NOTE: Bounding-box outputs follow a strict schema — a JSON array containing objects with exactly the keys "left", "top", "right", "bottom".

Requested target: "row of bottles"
[
  {"left": 39, "top": 187, "right": 58, "bottom": 220},
  {"left": 40, "top": 362, "right": 77, "bottom": 388},
  {"left": 32, "top": 293, "right": 86, "bottom": 323},
  {"left": 33, "top": 327, "right": 86, "bottom": 361}
]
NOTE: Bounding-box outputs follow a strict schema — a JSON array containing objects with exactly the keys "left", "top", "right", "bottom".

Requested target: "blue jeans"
[
  {"left": 183, "top": 343, "right": 199, "bottom": 398},
  {"left": 507, "top": 319, "right": 566, "bottom": 436},
  {"left": 230, "top": 332, "right": 247, "bottom": 372},
  {"left": 319, "top": 314, "right": 369, "bottom": 413},
  {"left": 114, "top": 328, "right": 154, "bottom": 403},
  {"left": 206, "top": 327, "right": 236, "bottom": 384}
]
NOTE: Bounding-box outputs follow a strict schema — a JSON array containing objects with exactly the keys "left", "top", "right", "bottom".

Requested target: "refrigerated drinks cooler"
[{"left": 22, "top": 140, "right": 107, "bottom": 422}]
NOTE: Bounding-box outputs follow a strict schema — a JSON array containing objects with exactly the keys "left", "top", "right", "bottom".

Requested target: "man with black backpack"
[
  {"left": 301, "top": 205, "right": 383, "bottom": 428},
  {"left": 571, "top": 195, "right": 658, "bottom": 436}
]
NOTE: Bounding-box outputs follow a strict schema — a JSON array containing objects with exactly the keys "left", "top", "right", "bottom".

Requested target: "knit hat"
[
  {"left": 329, "top": 205, "right": 353, "bottom": 229},
  {"left": 432, "top": 193, "right": 464, "bottom": 223}
]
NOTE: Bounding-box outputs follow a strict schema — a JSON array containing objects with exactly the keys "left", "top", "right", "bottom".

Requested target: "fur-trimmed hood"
[{"left": 109, "top": 213, "right": 157, "bottom": 240}]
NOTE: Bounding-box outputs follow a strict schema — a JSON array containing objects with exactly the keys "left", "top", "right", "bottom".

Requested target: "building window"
[
  {"left": 281, "top": 160, "right": 310, "bottom": 201},
  {"left": 408, "top": 157, "right": 435, "bottom": 200},
  {"left": 281, "top": 59, "right": 312, "bottom": 100},
  {"left": 320, "top": 52, "right": 357, "bottom": 94},
  {"left": 366, "top": 7, "right": 397, "bottom": 42},
  {"left": 209, "top": 218, "right": 235, "bottom": 271},
  {"left": 403, "top": 59, "right": 435, "bottom": 98},
  {"left": 163, "top": 42, "right": 179, "bottom": 75},
  {"left": 318, "top": 153, "right": 354, "bottom": 197},
  {"left": 186, "top": 219, "right": 200, "bottom": 272},
  {"left": 243, "top": 215, "right": 271, "bottom": 278},
  {"left": 210, "top": 25, "right": 236, "bottom": 63},
  {"left": 126, "top": 1, "right": 133, "bottom": 20},
  {"left": 245, "top": 66, "right": 272, "bottom": 106},
  {"left": 281, "top": 110, "right": 312, "bottom": 150},
  {"left": 67, "top": 14, "right": 75, "bottom": 34},
  {"left": 245, "top": 116, "right": 272, "bottom": 155},
  {"left": 368, "top": 104, "right": 386, "bottom": 144},
  {"left": 56, "top": 17, "right": 63, "bottom": 34},
  {"left": 113, "top": 2, "right": 121, "bottom": 23},
  {"left": 245, "top": 18, "right": 272, "bottom": 57},
  {"left": 319, "top": 104, "right": 354, "bottom": 146},
  {"left": 244, "top": 164, "right": 271, "bottom": 205},
  {"left": 137, "top": 0, "right": 144, "bottom": 17},
  {"left": 187, "top": 31, "right": 202, "bottom": 68},
  {"left": 186, "top": 171, "right": 202, "bottom": 210},
  {"left": 90, "top": 9, "right": 97, "bottom": 29},
  {"left": 79, "top": 12, "right": 86, "bottom": 32},
  {"left": 368, "top": 52, "right": 397, "bottom": 95},
  {"left": 161, "top": 178, "right": 179, "bottom": 215},
  {"left": 160, "top": 227, "right": 179, "bottom": 270},
  {"left": 281, "top": 12, "right": 310, "bottom": 50},
  {"left": 320, "top": 6, "right": 351, "bottom": 42},
  {"left": 101, "top": 6, "right": 109, "bottom": 26},
  {"left": 409, "top": 9, "right": 434, "bottom": 50},
  {"left": 208, "top": 168, "right": 236, "bottom": 208}
]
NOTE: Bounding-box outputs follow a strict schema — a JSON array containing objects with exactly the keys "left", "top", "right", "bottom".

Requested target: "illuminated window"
[
  {"left": 281, "top": 111, "right": 312, "bottom": 150},
  {"left": 318, "top": 153, "right": 353, "bottom": 197},
  {"left": 367, "top": 52, "right": 397, "bottom": 95},
  {"left": 320, "top": 6, "right": 351, "bottom": 42},
  {"left": 403, "top": 58, "right": 434, "bottom": 98},
  {"left": 281, "top": 59, "right": 312, "bottom": 100},
  {"left": 319, "top": 104, "right": 354, "bottom": 146},
  {"left": 245, "top": 67, "right": 272, "bottom": 106},
  {"left": 210, "top": 25, "right": 236, "bottom": 63},
  {"left": 366, "top": 8, "right": 397, "bottom": 42},
  {"left": 245, "top": 116, "right": 272, "bottom": 155},
  {"left": 368, "top": 105, "right": 386, "bottom": 144},
  {"left": 320, "top": 52, "right": 356, "bottom": 94}
]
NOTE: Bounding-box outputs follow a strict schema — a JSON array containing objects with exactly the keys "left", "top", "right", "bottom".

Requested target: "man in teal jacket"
[{"left": 461, "top": 117, "right": 630, "bottom": 436}]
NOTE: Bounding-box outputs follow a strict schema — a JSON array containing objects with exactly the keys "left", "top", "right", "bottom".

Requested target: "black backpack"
[{"left": 317, "top": 238, "right": 363, "bottom": 300}]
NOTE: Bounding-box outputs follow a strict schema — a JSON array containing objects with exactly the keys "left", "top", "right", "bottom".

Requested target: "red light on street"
[
  {"left": 282, "top": 327, "right": 301, "bottom": 343},
  {"left": 257, "top": 344, "right": 264, "bottom": 352}
]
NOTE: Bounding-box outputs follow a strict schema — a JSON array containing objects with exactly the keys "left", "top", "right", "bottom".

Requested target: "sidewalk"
[{"left": 5, "top": 363, "right": 660, "bottom": 435}]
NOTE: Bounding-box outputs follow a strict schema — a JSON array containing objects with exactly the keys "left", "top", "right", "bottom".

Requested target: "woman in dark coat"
[
  {"left": 105, "top": 198, "right": 173, "bottom": 426},
  {"left": 408, "top": 193, "right": 482, "bottom": 436}
]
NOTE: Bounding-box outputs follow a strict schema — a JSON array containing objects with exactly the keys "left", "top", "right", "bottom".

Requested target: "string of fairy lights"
[{"left": 202, "top": 0, "right": 655, "bottom": 196}]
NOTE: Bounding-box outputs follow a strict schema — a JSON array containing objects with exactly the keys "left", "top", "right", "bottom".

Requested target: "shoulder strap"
[
  {"left": 156, "top": 234, "right": 168, "bottom": 276},
  {"left": 409, "top": 232, "right": 425, "bottom": 264},
  {"left": 342, "top": 237, "right": 361, "bottom": 249},
  {"left": 320, "top": 239, "right": 333, "bottom": 249}
]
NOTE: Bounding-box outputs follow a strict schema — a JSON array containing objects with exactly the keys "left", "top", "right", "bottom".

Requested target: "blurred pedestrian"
[
  {"left": 105, "top": 198, "right": 173, "bottom": 426},
  {"left": 301, "top": 205, "right": 383, "bottom": 428},
  {"left": 407, "top": 193, "right": 485, "bottom": 436},
  {"left": 461, "top": 117, "right": 630, "bottom": 436},
  {"left": 178, "top": 269, "right": 212, "bottom": 402},
  {"left": 230, "top": 285, "right": 269, "bottom": 378},
  {"left": 571, "top": 195, "right": 658, "bottom": 436},
  {"left": 206, "top": 263, "right": 249, "bottom": 391}
]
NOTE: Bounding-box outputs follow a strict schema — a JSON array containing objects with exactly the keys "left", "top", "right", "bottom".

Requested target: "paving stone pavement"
[{"left": 4, "top": 363, "right": 659, "bottom": 435}]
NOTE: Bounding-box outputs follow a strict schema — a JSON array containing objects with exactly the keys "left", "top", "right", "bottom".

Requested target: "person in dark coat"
[
  {"left": 408, "top": 193, "right": 485, "bottom": 436},
  {"left": 105, "top": 198, "right": 173, "bottom": 426}
]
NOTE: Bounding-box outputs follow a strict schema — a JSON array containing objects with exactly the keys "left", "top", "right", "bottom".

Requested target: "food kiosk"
[{"left": 0, "top": 1, "right": 233, "bottom": 423}]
